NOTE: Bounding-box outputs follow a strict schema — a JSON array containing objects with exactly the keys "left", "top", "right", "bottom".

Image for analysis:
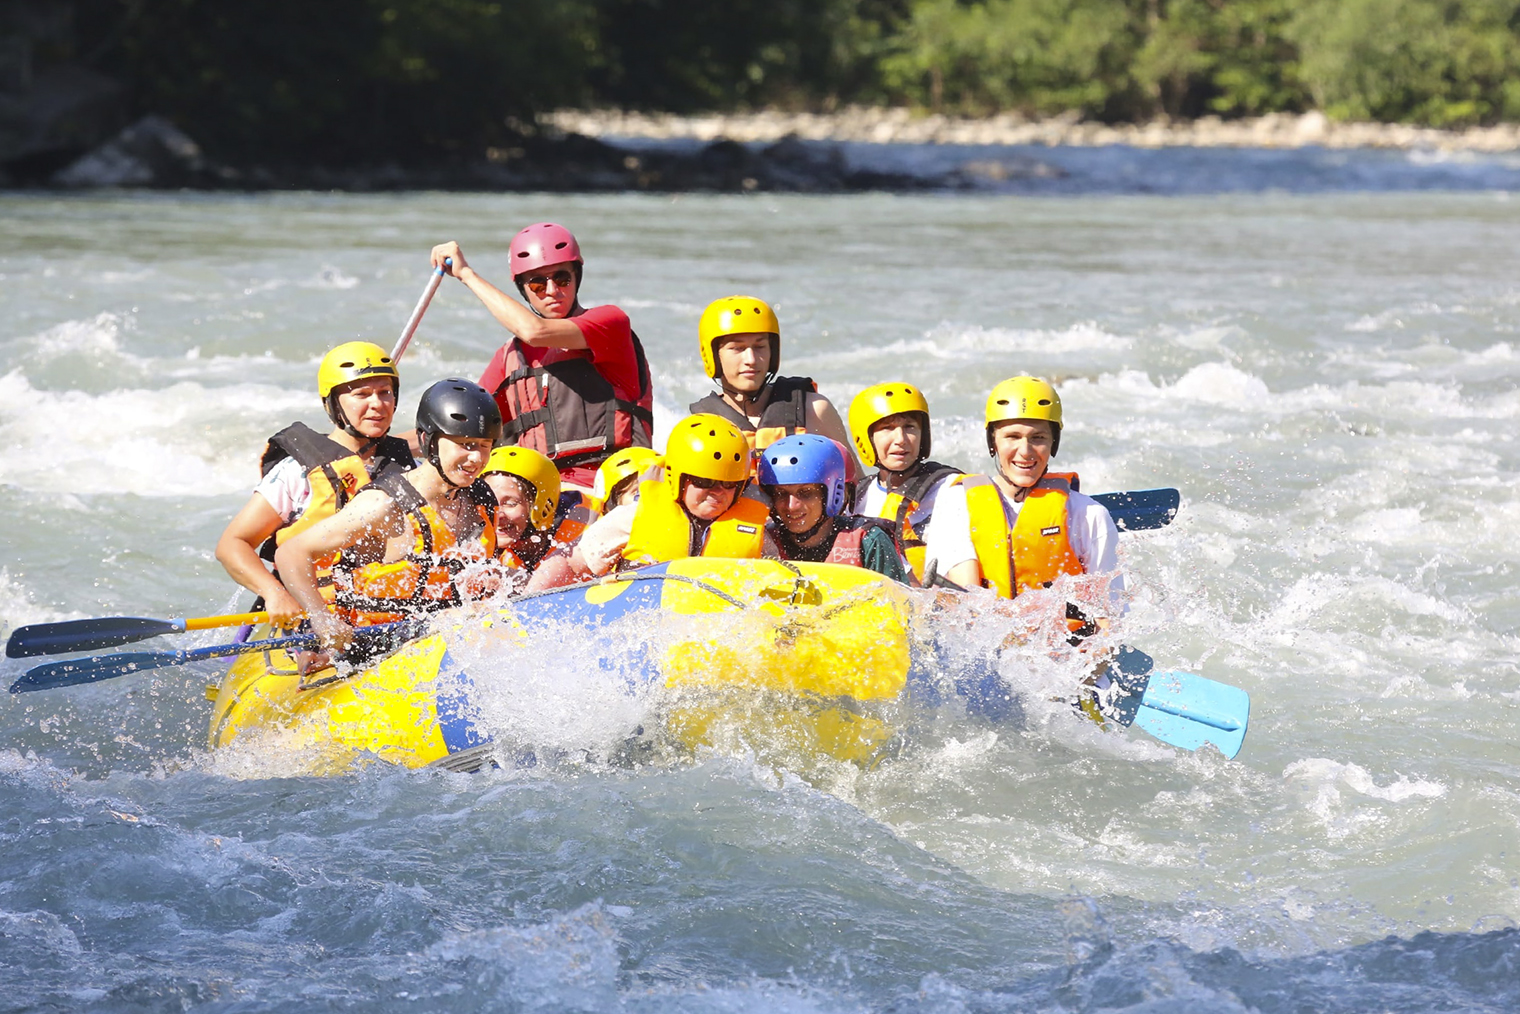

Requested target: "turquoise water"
[{"left": 2, "top": 181, "right": 1518, "bottom": 1011}]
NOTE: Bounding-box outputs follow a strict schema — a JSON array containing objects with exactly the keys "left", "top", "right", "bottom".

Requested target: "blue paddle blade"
[
  {"left": 1091, "top": 488, "right": 1180, "bottom": 531},
  {"left": 6, "top": 616, "right": 186, "bottom": 657},
  {"left": 1132, "top": 670, "right": 1250, "bottom": 758}
]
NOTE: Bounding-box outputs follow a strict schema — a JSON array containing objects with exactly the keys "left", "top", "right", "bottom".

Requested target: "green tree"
[
  {"left": 76, "top": 0, "right": 596, "bottom": 165},
  {"left": 1290, "top": 0, "right": 1520, "bottom": 125}
]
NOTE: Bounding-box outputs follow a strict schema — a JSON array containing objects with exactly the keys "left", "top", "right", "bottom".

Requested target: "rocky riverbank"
[{"left": 546, "top": 107, "right": 1520, "bottom": 153}]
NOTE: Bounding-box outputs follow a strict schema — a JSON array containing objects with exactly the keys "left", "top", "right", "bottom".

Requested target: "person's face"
[
  {"left": 770, "top": 483, "right": 825, "bottom": 535},
  {"left": 435, "top": 435, "right": 493, "bottom": 487},
  {"left": 715, "top": 333, "right": 771, "bottom": 393},
  {"left": 680, "top": 475, "right": 741, "bottom": 520},
  {"left": 991, "top": 420, "right": 1054, "bottom": 488},
  {"left": 517, "top": 260, "right": 578, "bottom": 319},
  {"left": 485, "top": 473, "right": 533, "bottom": 542},
  {"left": 608, "top": 475, "right": 640, "bottom": 510},
  {"left": 869, "top": 413, "right": 923, "bottom": 472},
  {"left": 335, "top": 378, "right": 397, "bottom": 439}
]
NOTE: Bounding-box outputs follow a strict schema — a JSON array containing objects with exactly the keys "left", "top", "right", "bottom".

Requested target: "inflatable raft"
[{"left": 208, "top": 559, "right": 919, "bottom": 773}]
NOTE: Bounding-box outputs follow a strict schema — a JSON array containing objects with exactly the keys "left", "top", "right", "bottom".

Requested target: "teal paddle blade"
[{"left": 1133, "top": 670, "right": 1249, "bottom": 758}]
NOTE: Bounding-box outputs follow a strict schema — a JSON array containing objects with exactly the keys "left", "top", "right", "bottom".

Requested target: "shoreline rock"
[{"left": 544, "top": 107, "right": 1520, "bottom": 154}]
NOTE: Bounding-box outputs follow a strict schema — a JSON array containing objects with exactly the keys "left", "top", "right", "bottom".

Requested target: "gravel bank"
[{"left": 545, "top": 107, "right": 1520, "bottom": 153}]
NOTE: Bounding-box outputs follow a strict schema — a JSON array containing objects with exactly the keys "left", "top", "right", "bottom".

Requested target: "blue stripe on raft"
[
  {"left": 509, "top": 564, "right": 671, "bottom": 627},
  {"left": 434, "top": 648, "right": 488, "bottom": 754}
]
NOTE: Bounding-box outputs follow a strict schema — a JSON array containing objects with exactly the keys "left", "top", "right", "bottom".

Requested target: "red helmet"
[{"left": 509, "top": 223, "right": 583, "bottom": 278}]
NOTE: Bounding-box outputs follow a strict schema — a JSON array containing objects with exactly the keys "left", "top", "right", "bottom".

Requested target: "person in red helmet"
[{"left": 430, "top": 224, "right": 654, "bottom": 494}]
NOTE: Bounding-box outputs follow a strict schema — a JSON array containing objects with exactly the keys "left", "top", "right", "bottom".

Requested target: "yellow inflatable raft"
[{"left": 207, "top": 559, "right": 916, "bottom": 774}]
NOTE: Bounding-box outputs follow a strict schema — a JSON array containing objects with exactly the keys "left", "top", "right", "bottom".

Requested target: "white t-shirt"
[
  {"left": 254, "top": 456, "right": 311, "bottom": 524},
  {"left": 922, "top": 476, "right": 1123, "bottom": 595}
]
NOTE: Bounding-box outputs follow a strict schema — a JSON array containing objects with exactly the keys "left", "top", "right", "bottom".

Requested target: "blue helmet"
[{"left": 757, "top": 434, "right": 847, "bottom": 517}]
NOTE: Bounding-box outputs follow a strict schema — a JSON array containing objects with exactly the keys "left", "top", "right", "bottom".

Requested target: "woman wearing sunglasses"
[
  {"left": 524, "top": 413, "right": 776, "bottom": 590},
  {"left": 430, "top": 224, "right": 654, "bottom": 494}
]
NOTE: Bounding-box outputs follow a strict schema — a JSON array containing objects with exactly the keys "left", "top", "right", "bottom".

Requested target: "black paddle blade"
[
  {"left": 1092, "top": 488, "right": 1181, "bottom": 531},
  {"left": 5, "top": 617, "right": 181, "bottom": 658}
]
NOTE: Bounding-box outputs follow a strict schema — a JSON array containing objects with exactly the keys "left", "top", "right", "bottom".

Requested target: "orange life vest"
[
  {"left": 689, "top": 376, "right": 816, "bottom": 460},
  {"left": 498, "top": 493, "right": 595, "bottom": 574},
  {"left": 492, "top": 336, "right": 654, "bottom": 470},
  {"left": 622, "top": 465, "right": 768, "bottom": 567},
  {"left": 332, "top": 471, "right": 497, "bottom": 627},
  {"left": 960, "top": 471, "right": 1085, "bottom": 599},
  {"left": 257, "top": 423, "right": 414, "bottom": 606}
]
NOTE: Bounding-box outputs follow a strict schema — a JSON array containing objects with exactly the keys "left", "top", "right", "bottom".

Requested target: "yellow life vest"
[
  {"left": 256, "top": 423, "right": 415, "bottom": 608},
  {"left": 333, "top": 472, "right": 497, "bottom": 627},
  {"left": 961, "top": 471, "right": 1084, "bottom": 599},
  {"left": 622, "top": 465, "right": 768, "bottom": 566}
]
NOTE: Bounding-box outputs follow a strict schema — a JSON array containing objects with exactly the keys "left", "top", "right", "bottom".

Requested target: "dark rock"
[
  {"left": 0, "top": 63, "right": 125, "bottom": 182},
  {"left": 52, "top": 115, "right": 216, "bottom": 188}
]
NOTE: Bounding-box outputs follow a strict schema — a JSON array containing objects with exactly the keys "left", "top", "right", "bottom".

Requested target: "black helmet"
[{"left": 415, "top": 378, "right": 502, "bottom": 482}]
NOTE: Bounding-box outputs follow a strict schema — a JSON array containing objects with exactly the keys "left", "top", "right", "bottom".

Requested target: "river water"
[{"left": 2, "top": 150, "right": 1519, "bottom": 1011}]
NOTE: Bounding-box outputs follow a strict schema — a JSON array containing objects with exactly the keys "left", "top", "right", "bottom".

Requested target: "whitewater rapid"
[{"left": 1, "top": 178, "right": 1517, "bottom": 1011}]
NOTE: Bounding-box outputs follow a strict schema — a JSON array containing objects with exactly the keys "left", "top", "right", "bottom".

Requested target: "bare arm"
[
  {"left": 430, "top": 242, "right": 588, "bottom": 349},
  {"left": 214, "top": 493, "right": 304, "bottom": 624},
  {"left": 274, "top": 489, "right": 403, "bottom": 649},
  {"left": 805, "top": 393, "right": 865, "bottom": 483},
  {"left": 943, "top": 559, "right": 982, "bottom": 589}
]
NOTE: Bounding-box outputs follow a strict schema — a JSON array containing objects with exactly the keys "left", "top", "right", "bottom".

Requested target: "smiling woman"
[
  {"left": 274, "top": 378, "right": 503, "bottom": 658},
  {"left": 213, "top": 341, "right": 413, "bottom": 625}
]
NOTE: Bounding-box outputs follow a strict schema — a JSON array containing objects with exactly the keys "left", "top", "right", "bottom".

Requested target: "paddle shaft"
[{"left": 391, "top": 258, "right": 450, "bottom": 363}]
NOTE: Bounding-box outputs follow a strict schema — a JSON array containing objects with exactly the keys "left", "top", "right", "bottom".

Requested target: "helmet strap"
[{"left": 720, "top": 378, "right": 766, "bottom": 411}]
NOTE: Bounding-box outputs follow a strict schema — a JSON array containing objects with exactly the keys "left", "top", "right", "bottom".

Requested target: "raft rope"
[{"left": 509, "top": 570, "right": 749, "bottom": 610}]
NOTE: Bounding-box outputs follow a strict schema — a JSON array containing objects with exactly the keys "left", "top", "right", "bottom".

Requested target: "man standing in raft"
[
  {"left": 758, "top": 434, "right": 907, "bottom": 583},
  {"left": 928, "top": 377, "right": 1120, "bottom": 618},
  {"left": 215, "top": 342, "right": 414, "bottom": 626},
  {"left": 847, "top": 382, "right": 968, "bottom": 586},
  {"left": 276, "top": 379, "right": 503, "bottom": 656},
  {"left": 688, "top": 295, "right": 861, "bottom": 480},
  {"left": 430, "top": 224, "right": 654, "bottom": 494},
  {"left": 526, "top": 413, "right": 773, "bottom": 588}
]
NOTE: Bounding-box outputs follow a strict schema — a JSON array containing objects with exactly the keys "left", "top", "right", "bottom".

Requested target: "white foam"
[
  {"left": 1168, "top": 362, "right": 1272, "bottom": 406},
  {"left": 0, "top": 568, "right": 79, "bottom": 633},
  {"left": 1284, "top": 758, "right": 1446, "bottom": 803},
  {"left": 0, "top": 369, "right": 309, "bottom": 497},
  {"left": 25, "top": 312, "right": 144, "bottom": 366},
  {"left": 881, "top": 321, "right": 1133, "bottom": 358}
]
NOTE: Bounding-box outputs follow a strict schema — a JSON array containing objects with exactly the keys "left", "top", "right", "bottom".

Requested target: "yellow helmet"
[
  {"left": 663, "top": 413, "right": 751, "bottom": 499},
  {"left": 848, "top": 382, "right": 932, "bottom": 468},
  {"left": 481, "top": 445, "right": 561, "bottom": 530},
  {"left": 591, "top": 446, "right": 660, "bottom": 511},
  {"left": 984, "top": 376, "right": 1062, "bottom": 456},
  {"left": 698, "top": 295, "right": 780, "bottom": 381},
  {"left": 317, "top": 341, "right": 399, "bottom": 399}
]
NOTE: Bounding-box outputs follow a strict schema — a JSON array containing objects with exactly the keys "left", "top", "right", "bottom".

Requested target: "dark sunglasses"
[
  {"left": 685, "top": 475, "right": 743, "bottom": 491},
  {"left": 520, "top": 269, "right": 576, "bottom": 295}
]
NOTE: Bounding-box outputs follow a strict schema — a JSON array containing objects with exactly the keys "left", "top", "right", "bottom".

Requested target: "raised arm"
[{"left": 430, "top": 242, "right": 587, "bottom": 349}]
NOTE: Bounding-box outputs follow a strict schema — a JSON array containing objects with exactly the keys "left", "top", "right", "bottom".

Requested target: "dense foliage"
[{"left": 68, "top": 0, "right": 1520, "bottom": 164}]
